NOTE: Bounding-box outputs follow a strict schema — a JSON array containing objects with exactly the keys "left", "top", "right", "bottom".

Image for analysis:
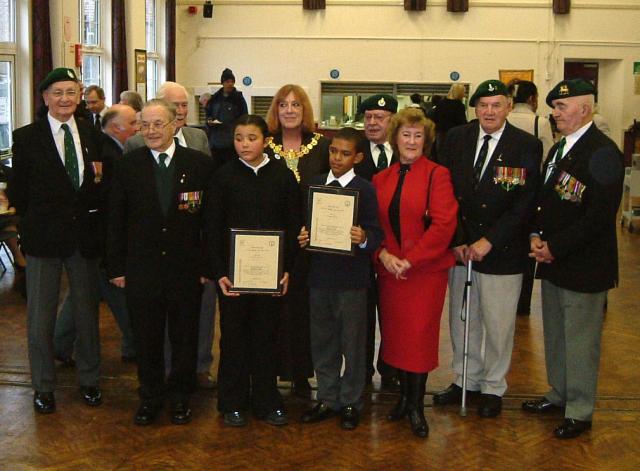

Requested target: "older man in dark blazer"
[
  {"left": 8, "top": 68, "right": 104, "bottom": 414},
  {"left": 433, "top": 80, "right": 542, "bottom": 417},
  {"left": 522, "top": 79, "right": 624, "bottom": 439},
  {"left": 107, "top": 99, "right": 215, "bottom": 426}
]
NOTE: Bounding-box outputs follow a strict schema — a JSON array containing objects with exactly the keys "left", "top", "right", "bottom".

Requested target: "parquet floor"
[{"left": 0, "top": 226, "right": 639, "bottom": 470}]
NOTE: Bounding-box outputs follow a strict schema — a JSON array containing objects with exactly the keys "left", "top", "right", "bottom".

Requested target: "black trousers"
[
  {"left": 517, "top": 258, "right": 537, "bottom": 313},
  {"left": 128, "top": 286, "right": 200, "bottom": 404},
  {"left": 217, "top": 295, "right": 283, "bottom": 416}
]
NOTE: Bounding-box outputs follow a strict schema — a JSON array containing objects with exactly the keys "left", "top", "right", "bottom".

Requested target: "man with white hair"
[
  {"left": 522, "top": 79, "right": 624, "bottom": 439},
  {"left": 124, "top": 82, "right": 217, "bottom": 390}
]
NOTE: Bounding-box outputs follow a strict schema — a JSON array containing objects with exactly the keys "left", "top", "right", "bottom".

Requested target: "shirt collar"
[
  {"left": 479, "top": 121, "right": 507, "bottom": 141},
  {"left": 563, "top": 120, "right": 592, "bottom": 150},
  {"left": 174, "top": 127, "right": 186, "bottom": 147},
  {"left": 326, "top": 168, "right": 356, "bottom": 187},
  {"left": 48, "top": 113, "right": 77, "bottom": 134},
  {"left": 239, "top": 155, "right": 271, "bottom": 174},
  {"left": 150, "top": 140, "right": 177, "bottom": 164},
  {"left": 370, "top": 141, "right": 391, "bottom": 155}
]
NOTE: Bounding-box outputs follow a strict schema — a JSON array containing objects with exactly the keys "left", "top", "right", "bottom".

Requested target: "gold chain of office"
[{"left": 266, "top": 133, "right": 323, "bottom": 182}]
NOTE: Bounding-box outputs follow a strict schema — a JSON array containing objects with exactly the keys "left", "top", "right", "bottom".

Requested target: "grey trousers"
[
  {"left": 309, "top": 288, "right": 367, "bottom": 411},
  {"left": 448, "top": 266, "right": 522, "bottom": 396},
  {"left": 541, "top": 280, "right": 606, "bottom": 421},
  {"left": 26, "top": 252, "right": 100, "bottom": 392}
]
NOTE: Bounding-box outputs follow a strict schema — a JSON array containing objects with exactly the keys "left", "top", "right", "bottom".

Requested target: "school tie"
[
  {"left": 61, "top": 123, "right": 80, "bottom": 190},
  {"left": 94, "top": 114, "right": 101, "bottom": 131},
  {"left": 473, "top": 135, "right": 492, "bottom": 188},
  {"left": 377, "top": 144, "right": 389, "bottom": 171},
  {"left": 545, "top": 137, "right": 566, "bottom": 183},
  {"left": 388, "top": 164, "right": 411, "bottom": 246}
]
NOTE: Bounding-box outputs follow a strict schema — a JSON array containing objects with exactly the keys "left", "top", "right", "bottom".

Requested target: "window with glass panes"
[{"left": 146, "top": 0, "right": 158, "bottom": 99}]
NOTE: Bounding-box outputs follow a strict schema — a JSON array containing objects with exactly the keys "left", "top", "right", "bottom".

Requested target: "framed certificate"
[
  {"left": 307, "top": 185, "right": 359, "bottom": 255},
  {"left": 229, "top": 229, "right": 284, "bottom": 294}
]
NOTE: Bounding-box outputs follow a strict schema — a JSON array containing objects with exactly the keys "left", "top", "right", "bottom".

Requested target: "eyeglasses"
[
  {"left": 364, "top": 113, "right": 391, "bottom": 123},
  {"left": 49, "top": 90, "right": 78, "bottom": 98},
  {"left": 140, "top": 120, "right": 174, "bottom": 132}
]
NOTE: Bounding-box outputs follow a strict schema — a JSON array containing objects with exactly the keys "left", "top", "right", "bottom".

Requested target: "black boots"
[
  {"left": 406, "top": 372, "right": 429, "bottom": 438},
  {"left": 388, "top": 370, "right": 429, "bottom": 438},
  {"left": 386, "top": 370, "right": 408, "bottom": 421}
]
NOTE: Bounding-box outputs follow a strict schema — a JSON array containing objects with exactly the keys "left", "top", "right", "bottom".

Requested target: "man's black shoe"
[
  {"left": 171, "top": 401, "right": 192, "bottom": 425},
  {"left": 340, "top": 406, "right": 359, "bottom": 430},
  {"left": 432, "top": 383, "right": 479, "bottom": 406},
  {"left": 33, "top": 391, "right": 56, "bottom": 414},
  {"left": 522, "top": 397, "right": 564, "bottom": 414},
  {"left": 223, "top": 410, "right": 247, "bottom": 427},
  {"left": 80, "top": 386, "right": 102, "bottom": 407},
  {"left": 478, "top": 393, "right": 502, "bottom": 418},
  {"left": 301, "top": 402, "right": 337, "bottom": 424},
  {"left": 264, "top": 409, "right": 288, "bottom": 426},
  {"left": 134, "top": 402, "right": 162, "bottom": 426},
  {"left": 554, "top": 418, "right": 592, "bottom": 439}
]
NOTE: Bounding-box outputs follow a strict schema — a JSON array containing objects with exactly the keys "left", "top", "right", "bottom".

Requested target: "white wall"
[{"left": 175, "top": 0, "right": 640, "bottom": 147}]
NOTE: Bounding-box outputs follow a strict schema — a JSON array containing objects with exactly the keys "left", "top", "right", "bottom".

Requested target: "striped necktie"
[{"left": 61, "top": 123, "right": 80, "bottom": 190}]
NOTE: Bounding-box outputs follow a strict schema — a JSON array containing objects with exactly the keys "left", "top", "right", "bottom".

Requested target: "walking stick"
[{"left": 460, "top": 259, "right": 473, "bottom": 417}]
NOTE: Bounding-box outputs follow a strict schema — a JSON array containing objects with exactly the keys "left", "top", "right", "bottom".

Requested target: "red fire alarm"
[{"left": 187, "top": 6, "right": 198, "bottom": 15}]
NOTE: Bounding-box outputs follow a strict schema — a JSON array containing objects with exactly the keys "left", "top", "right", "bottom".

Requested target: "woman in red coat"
[{"left": 373, "top": 108, "right": 458, "bottom": 438}]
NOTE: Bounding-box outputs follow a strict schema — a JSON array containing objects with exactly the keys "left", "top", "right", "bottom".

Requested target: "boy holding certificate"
[
  {"left": 298, "top": 127, "right": 383, "bottom": 430},
  {"left": 207, "top": 115, "right": 301, "bottom": 427}
]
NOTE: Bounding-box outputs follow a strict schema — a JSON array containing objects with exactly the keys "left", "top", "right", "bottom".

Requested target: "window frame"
[{"left": 79, "top": 0, "right": 105, "bottom": 88}]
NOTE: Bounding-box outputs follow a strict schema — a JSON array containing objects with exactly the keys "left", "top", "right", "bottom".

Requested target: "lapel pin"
[{"left": 180, "top": 174, "right": 186, "bottom": 184}]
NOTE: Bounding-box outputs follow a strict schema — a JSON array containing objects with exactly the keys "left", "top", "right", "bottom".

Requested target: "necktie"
[
  {"left": 388, "top": 164, "right": 410, "bottom": 246},
  {"left": 328, "top": 179, "right": 342, "bottom": 188},
  {"left": 94, "top": 114, "right": 101, "bottom": 131},
  {"left": 545, "top": 137, "right": 566, "bottom": 183},
  {"left": 61, "top": 123, "right": 80, "bottom": 190},
  {"left": 473, "top": 135, "right": 492, "bottom": 188},
  {"left": 377, "top": 144, "right": 389, "bottom": 171},
  {"left": 174, "top": 136, "right": 181, "bottom": 147},
  {"left": 159, "top": 152, "right": 169, "bottom": 171}
]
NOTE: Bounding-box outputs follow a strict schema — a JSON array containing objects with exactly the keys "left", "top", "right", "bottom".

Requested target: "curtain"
[
  {"left": 112, "top": 0, "right": 128, "bottom": 101},
  {"left": 31, "top": 0, "right": 53, "bottom": 118},
  {"left": 166, "top": 0, "right": 176, "bottom": 82}
]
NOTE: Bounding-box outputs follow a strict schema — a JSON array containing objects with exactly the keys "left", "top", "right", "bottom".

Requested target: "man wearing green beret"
[
  {"left": 7, "top": 68, "right": 104, "bottom": 414},
  {"left": 522, "top": 79, "right": 624, "bottom": 438},
  {"left": 355, "top": 93, "right": 400, "bottom": 391},
  {"left": 434, "top": 80, "right": 542, "bottom": 417}
]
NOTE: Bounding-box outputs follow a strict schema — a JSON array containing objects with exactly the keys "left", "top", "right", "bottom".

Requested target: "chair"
[{"left": 0, "top": 229, "right": 17, "bottom": 276}]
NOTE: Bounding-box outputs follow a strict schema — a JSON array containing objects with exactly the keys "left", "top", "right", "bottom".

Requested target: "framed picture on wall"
[
  {"left": 499, "top": 69, "right": 534, "bottom": 85},
  {"left": 135, "top": 49, "right": 147, "bottom": 100}
]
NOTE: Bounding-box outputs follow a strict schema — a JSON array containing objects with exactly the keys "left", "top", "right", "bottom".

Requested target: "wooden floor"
[{"left": 1, "top": 227, "right": 639, "bottom": 470}]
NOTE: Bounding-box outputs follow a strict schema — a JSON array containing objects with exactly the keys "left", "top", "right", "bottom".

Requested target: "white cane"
[{"left": 460, "top": 259, "right": 473, "bottom": 417}]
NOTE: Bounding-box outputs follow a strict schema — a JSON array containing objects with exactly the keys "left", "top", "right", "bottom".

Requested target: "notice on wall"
[{"left": 634, "top": 62, "right": 640, "bottom": 95}]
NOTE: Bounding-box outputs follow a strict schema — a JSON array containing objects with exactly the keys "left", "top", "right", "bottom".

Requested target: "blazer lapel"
[
  {"left": 477, "top": 123, "right": 512, "bottom": 189},
  {"left": 463, "top": 124, "right": 480, "bottom": 191}
]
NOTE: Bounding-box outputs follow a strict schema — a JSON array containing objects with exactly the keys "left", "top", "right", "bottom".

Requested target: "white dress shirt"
[
  {"left": 475, "top": 122, "right": 506, "bottom": 179},
  {"left": 150, "top": 140, "right": 177, "bottom": 167},
  {"left": 239, "top": 155, "right": 271, "bottom": 175},
  {"left": 370, "top": 141, "right": 392, "bottom": 168},
  {"left": 48, "top": 113, "right": 85, "bottom": 185}
]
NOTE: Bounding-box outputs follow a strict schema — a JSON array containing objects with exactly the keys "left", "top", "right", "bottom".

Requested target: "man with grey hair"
[
  {"left": 108, "top": 99, "right": 215, "bottom": 425},
  {"left": 522, "top": 79, "right": 624, "bottom": 439},
  {"left": 124, "top": 82, "right": 217, "bottom": 390}
]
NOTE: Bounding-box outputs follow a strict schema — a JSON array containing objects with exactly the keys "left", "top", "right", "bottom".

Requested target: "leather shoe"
[
  {"left": 301, "top": 402, "right": 337, "bottom": 424},
  {"left": 554, "top": 418, "right": 592, "bottom": 439},
  {"left": 223, "top": 410, "right": 247, "bottom": 427},
  {"left": 196, "top": 372, "right": 216, "bottom": 390},
  {"left": 171, "top": 401, "right": 192, "bottom": 425},
  {"left": 264, "top": 409, "right": 288, "bottom": 426},
  {"left": 380, "top": 375, "right": 401, "bottom": 392},
  {"left": 33, "top": 391, "right": 56, "bottom": 414},
  {"left": 478, "top": 393, "right": 502, "bottom": 418},
  {"left": 432, "top": 383, "right": 479, "bottom": 406},
  {"left": 54, "top": 355, "right": 76, "bottom": 368},
  {"left": 522, "top": 398, "right": 564, "bottom": 414},
  {"left": 340, "top": 406, "right": 359, "bottom": 430},
  {"left": 80, "top": 386, "right": 103, "bottom": 407},
  {"left": 134, "top": 402, "right": 162, "bottom": 426}
]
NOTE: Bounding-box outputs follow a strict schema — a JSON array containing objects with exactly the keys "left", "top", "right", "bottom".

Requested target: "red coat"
[{"left": 373, "top": 157, "right": 458, "bottom": 373}]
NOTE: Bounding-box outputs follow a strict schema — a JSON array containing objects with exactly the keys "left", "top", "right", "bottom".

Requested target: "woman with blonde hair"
[
  {"left": 264, "top": 84, "right": 330, "bottom": 393},
  {"left": 432, "top": 83, "right": 468, "bottom": 159},
  {"left": 373, "top": 108, "right": 458, "bottom": 438}
]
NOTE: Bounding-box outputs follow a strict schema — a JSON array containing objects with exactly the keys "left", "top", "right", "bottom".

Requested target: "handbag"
[{"left": 423, "top": 167, "right": 436, "bottom": 230}]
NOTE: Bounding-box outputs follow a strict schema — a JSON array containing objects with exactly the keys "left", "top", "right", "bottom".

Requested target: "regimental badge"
[
  {"left": 488, "top": 83, "right": 495, "bottom": 92},
  {"left": 554, "top": 171, "right": 586, "bottom": 203},
  {"left": 67, "top": 70, "right": 75, "bottom": 79},
  {"left": 92, "top": 161, "right": 103, "bottom": 184},
  {"left": 178, "top": 191, "right": 202, "bottom": 213},
  {"left": 378, "top": 97, "right": 386, "bottom": 107},
  {"left": 493, "top": 166, "right": 526, "bottom": 191},
  {"left": 559, "top": 84, "right": 570, "bottom": 96}
]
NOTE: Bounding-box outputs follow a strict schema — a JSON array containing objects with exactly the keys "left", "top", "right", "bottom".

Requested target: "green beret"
[
  {"left": 546, "top": 79, "right": 595, "bottom": 107},
  {"left": 39, "top": 68, "right": 79, "bottom": 93},
  {"left": 358, "top": 94, "right": 398, "bottom": 114},
  {"left": 469, "top": 80, "right": 509, "bottom": 107}
]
